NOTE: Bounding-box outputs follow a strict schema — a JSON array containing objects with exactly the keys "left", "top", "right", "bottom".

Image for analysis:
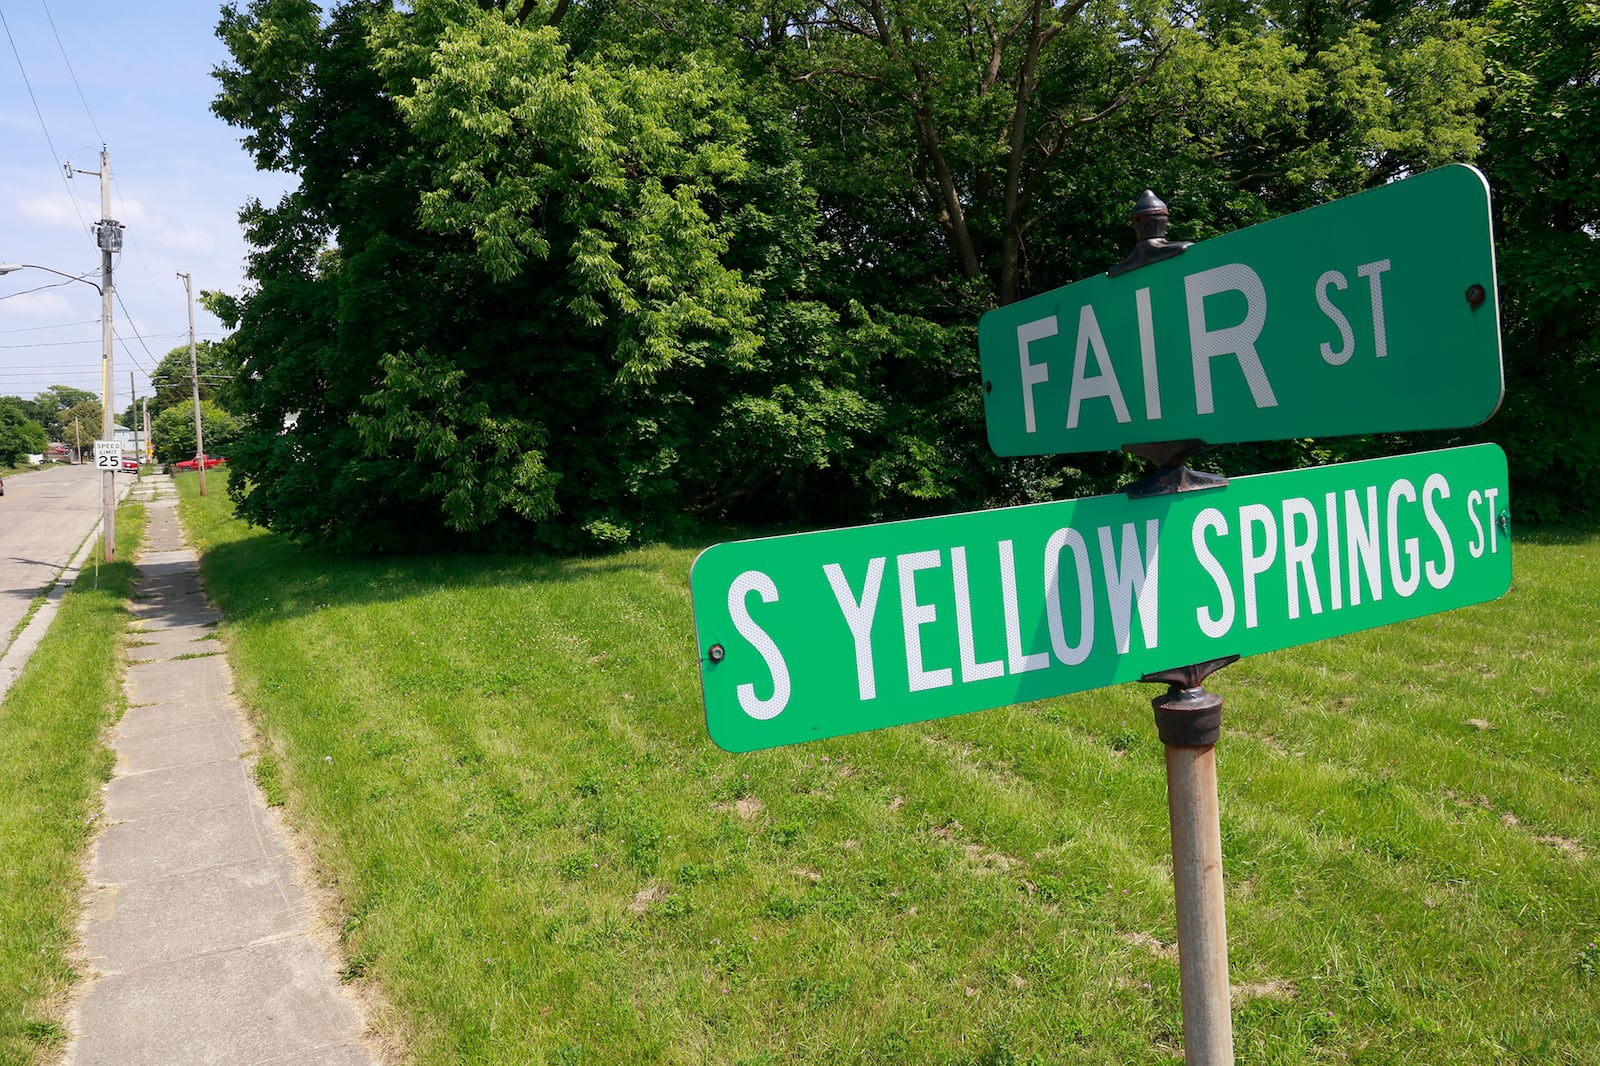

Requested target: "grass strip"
[
  {"left": 0, "top": 505, "right": 146, "bottom": 1065},
  {"left": 178, "top": 473, "right": 1599, "bottom": 1065}
]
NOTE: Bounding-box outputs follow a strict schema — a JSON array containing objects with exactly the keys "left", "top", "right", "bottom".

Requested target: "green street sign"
[
  {"left": 978, "top": 165, "right": 1503, "bottom": 457},
  {"left": 693, "top": 444, "right": 1510, "bottom": 752}
]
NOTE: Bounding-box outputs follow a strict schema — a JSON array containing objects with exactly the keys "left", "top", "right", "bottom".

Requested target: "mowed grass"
[
  {"left": 178, "top": 474, "right": 1599, "bottom": 1065},
  {"left": 0, "top": 505, "right": 146, "bottom": 1065}
]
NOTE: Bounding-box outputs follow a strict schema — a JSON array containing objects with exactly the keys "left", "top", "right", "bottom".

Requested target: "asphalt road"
[{"left": 0, "top": 462, "right": 114, "bottom": 655}]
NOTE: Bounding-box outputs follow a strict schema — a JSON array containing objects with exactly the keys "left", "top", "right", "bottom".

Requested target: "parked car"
[
  {"left": 121, "top": 456, "right": 141, "bottom": 472},
  {"left": 171, "top": 455, "right": 226, "bottom": 472}
]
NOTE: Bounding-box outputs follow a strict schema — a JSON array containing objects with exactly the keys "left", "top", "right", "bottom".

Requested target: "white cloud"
[
  {"left": 19, "top": 193, "right": 93, "bottom": 232},
  {"left": 1, "top": 290, "right": 79, "bottom": 319},
  {"left": 152, "top": 224, "right": 217, "bottom": 255}
]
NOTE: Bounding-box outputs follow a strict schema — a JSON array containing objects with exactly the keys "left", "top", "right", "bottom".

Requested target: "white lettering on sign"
[
  {"left": 1007, "top": 252, "right": 1412, "bottom": 436},
  {"left": 1466, "top": 487, "right": 1502, "bottom": 558},
  {"left": 825, "top": 558, "right": 885, "bottom": 700},
  {"left": 1387, "top": 479, "right": 1421, "bottom": 597},
  {"left": 1316, "top": 270, "right": 1355, "bottom": 365},
  {"left": 1018, "top": 317, "right": 1056, "bottom": 433},
  {"left": 1317, "top": 259, "right": 1394, "bottom": 365},
  {"left": 1187, "top": 471, "right": 1462, "bottom": 641},
  {"left": 813, "top": 523, "right": 1163, "bottom": 703},
  {"left": 728, "top": 571, "right": 791, "bottom": 720},
  {"left": 1283, "top": 496, "right": 1322, "bottom": 620},
  {"left": 1000, "top": 539, "right": 1051, "bottom": 675},
  {"left": 1067, "top": 305, "right": 1132, "bottom": 429},
  {"left": 899, "top": 550, "right": 953, "bottom": 692},
  {"left": 1044, "top": 527, "right": 1094, "bottom": 665},
  {"left": 1238, "top": 503, "right": 1278, "bottom": 629},
  {"left": 1135, "top": 287, "right": 1161, "bottom": 420},
  {"left": 1358, "top": 259, "right": 1393, "bottom": 359},
  {"left": 1346, "top": 486, "right": 1383, "bottom": 608},
  {"left": 1098, "top": 520, "right": 1161, "bottom": 654},
  {"left": 1185, "top": 263, "right": 1276, "bottom": 415},
  {"left": 952, "top": 546, "right": 1005, "bottom": 684},
  {"left": 1424, "top": 474, "right": 1455, "bottom": 589}
]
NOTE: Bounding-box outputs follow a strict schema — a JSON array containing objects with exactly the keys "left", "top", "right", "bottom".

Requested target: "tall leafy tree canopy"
[
  {"left": 0, "top": 398, "right": 49, "bottom": 465},
  {"left": 210, "top": 0, "right": 1581, "bottom": 551}
]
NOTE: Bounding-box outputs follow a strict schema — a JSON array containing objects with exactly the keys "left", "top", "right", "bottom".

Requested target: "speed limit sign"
[{"left": 93, "top": 440, "right": 121, "bottom": 471}]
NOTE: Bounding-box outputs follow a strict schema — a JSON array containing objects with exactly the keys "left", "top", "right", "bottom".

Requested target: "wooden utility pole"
[
  {"left": 92, "top": 147, "right": 118, "bottom": 559},
  {"left": 178, "top": 271, "right": 206, "bottom": 495},
  {"left": 130, "top": 371, "right": 140, "bottom": 477},
  {"left": 63, "top": 147, "right": 122, "bottom": 559}
]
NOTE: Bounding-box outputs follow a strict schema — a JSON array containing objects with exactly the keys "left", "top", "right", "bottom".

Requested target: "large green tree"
[
  {"left": 33, "top": 386, "right": 98, "bottom": 443},
  {"left": 153, "top": 400, "right": 241, "bottom": 464},
  {"left": 1473, "top": 0, "right": 1600, "bottom": 519},
  {"left": 211, "top": 0, "right": 1501, "bottom": 552},
  {"left": 213, "top": 0, "right": 898, "bottom": 549},
  {"left": 146, "top": 341, "right": 234, "bottom": 421},
  {"left": 0, "top": 399, "right": 48, "bottom": 465}
]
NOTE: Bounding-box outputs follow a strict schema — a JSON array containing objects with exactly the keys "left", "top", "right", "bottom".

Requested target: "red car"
[
  {"left": 121, "top": 456, "right": 141, "bottom": 472},
  {"left": 172, "top": 455, "right": 226, "bottom": 472}
]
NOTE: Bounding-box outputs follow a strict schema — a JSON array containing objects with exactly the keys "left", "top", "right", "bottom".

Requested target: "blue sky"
[{"left": 1, "top": 1, "right": 294, "bottom": 413}]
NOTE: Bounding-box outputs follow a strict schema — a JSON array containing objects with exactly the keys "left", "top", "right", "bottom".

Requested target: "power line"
[
  {"left": 0, "top": 274, "right": 100, "bottom": 300},
  {"left": 112, "top": 289, "right": 159, "bottom": 372},
  {"left": 0, "top": 319, "right": 100, "bottom": 334},
  {"left": 0, "top": 6, "right": 89, "bottom": 234},
  {"left": 41, "top": 0, "right": 101, "bottom": 143}
]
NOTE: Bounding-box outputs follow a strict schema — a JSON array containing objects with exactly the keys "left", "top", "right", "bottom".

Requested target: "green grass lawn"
[
  {"left": 0, "top": 506, "right": 145, "bottom": 1066},
  {"left": 177, "top": 472, "right": 1599, "bottom": 1065}
]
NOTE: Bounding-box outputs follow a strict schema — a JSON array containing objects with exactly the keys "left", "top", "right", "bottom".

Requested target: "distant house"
[{"left": 113, "top": 423, "right": 137, "bottom": 453}]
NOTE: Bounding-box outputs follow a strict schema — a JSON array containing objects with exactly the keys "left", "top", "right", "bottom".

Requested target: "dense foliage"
[
  {"left": 209, "top": 0, "right": 1590, "bottom": 551},
  {"left": 0, "top": 398, "right": 48, "bottom": 465}
]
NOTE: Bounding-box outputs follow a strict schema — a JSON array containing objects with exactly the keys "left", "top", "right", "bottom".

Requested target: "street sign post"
[
  {"left": 93, "top": 440, "right": 121, "bottom": 472},
  {"left": 693, "top": 444, "right": 1510, "bottom": 752},
  {"left": 978, "top": 164, "right": 1503, "bottom": 457}
]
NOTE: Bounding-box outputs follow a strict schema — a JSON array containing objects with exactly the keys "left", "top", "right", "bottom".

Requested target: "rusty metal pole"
[
  {"left": 1144, "top": 658, "right": 1238, "bottom": 1065},
  {"left": 1114, "top": 192, "right": 1236, "bottom": 1063}
]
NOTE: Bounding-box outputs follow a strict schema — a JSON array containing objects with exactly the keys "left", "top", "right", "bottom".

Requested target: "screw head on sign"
[
  {"left": 1466, "top": 284, "right": 1487, "bottom": 309},
  {"left": 708, "top": 644, "right": 726, "bottom": 664}
]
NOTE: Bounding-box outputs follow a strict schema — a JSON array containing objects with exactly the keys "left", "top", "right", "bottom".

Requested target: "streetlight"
[
  {"left": 0, "top": 262, "right": 102, "bottom": 291},
  {"left": 0, "top": 260, "right": 118, "bottom": 562}
]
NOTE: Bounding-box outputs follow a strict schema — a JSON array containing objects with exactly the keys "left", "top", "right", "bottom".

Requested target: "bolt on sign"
[
  {"left": 692, "top": 445, "right": 1510, "bottom": 753},
  {"left": 978, "top": 164, "right": 1503, "bottom": 457}
]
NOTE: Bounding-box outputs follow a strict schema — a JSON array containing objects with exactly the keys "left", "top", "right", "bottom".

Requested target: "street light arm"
[{"left": 0, "top": 262, "right": 104, "bottom": 293}]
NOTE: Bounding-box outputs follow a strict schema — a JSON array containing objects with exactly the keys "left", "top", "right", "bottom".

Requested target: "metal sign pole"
[
  {"left": 1143, "top": 658, "right": 1238, "bottom": 1064},
  {"left": 1115, "top": 192, "right": 1235, "bottom": 1064}
]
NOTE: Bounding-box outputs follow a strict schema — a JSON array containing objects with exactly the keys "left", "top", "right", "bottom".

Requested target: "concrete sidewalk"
[{"left": 66, "top": 476, "right": 376, "bottom": 1065}]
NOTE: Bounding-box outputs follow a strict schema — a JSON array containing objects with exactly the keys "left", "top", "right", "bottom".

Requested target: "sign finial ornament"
[{"left": 1109, "top": 190, "right": 1193, "bottom": 277}]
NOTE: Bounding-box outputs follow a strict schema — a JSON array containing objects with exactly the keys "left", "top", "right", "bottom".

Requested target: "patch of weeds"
[
  {"left": 551, "top": 1042, "right": 583, "bottom": 1065},
  {"left": 762, "top": 894, "right": 811, "bottom": 920},
  {"left": 770, "top": 820, "right": 804, "bottom": 847},
  {"left": 819, "top": 891, "right": 859, "bottom": 921},
  {"left": 658, "top": 894, "right": 692, "bottom": 918},
  {"left": 572, "top": 773, "right": 605, "bottom": 798},
  {"left": 23, "top": 1018, "right": 66, "bottom": 1047},
  {"left": 1303, "top": 1008, "right": 1340, "bottom": 1045},
  {"left": 341, "top": 950, "right": 371, "bottom": 982},
  {"left": 677, "top": 861, "right": 711, "bottom": 885},
  {"left": 252, "top": 754, "right": 286, "bottom": 808},
  {"left": 622, "top": 816, "right": 663, "bottom": 869},
  {"left": 557, "top": 852, "right": 595, "bottom": 880},
  {"left": 1579, "top": 940, "right": 1600, "bottom": 978},
  {"left": 171, "top": 651, "right": 222, "bottom": 661},
  {"left": 1109, "top": 724, "right": 1142, "bottom": 754},
  {"left": 711, "top": 938, "right": 753, "bottom": 975}
]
